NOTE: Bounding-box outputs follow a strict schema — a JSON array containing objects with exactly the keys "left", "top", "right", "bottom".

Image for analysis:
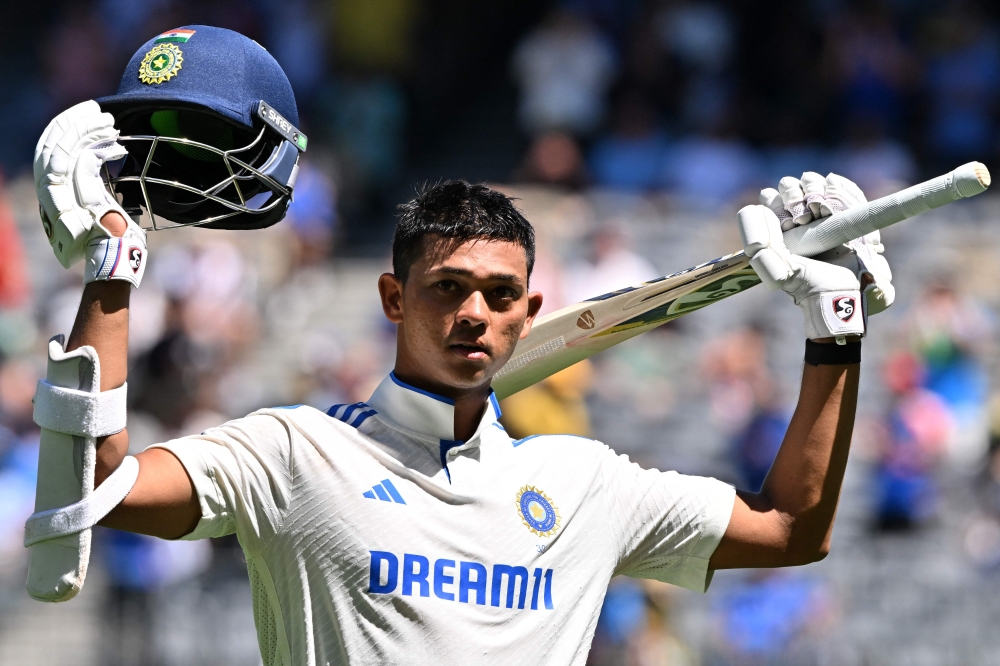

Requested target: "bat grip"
[{"left": 783, "top": 161, "right": 991, "bottom": 257}]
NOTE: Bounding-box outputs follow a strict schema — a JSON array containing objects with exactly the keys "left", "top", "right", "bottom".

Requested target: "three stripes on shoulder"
[{"left": 327, "top": 402, "right": 377, "bottom": 428}]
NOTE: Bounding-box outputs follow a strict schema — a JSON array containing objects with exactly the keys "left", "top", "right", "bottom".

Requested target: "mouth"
[{"left": 449, "top": 341, "right": 490, "bottom": 362}]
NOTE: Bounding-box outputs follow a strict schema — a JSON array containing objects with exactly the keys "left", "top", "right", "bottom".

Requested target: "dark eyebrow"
[{"left": 434, "top": 266, "right": 524, "bottom": 283}]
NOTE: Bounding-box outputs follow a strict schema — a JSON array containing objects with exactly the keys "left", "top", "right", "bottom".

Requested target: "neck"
[{"left": 391, "top": 362, "right": 493, "bottom": 442}]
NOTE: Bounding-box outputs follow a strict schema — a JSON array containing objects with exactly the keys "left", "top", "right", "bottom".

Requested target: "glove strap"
[
  {"left": 804, "top": 339, "right": 861, "bottom": 365},
  {"left": 83, "top": 228, "right": 147, "bottom": 288}
]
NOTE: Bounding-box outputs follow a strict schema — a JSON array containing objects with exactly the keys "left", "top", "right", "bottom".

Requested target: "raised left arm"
[
  {"left": 710, "top": 171, "right": 891, "bottom": 570},
  {"left": 709, "top": 344, "right": 859, "bottom": 569}
]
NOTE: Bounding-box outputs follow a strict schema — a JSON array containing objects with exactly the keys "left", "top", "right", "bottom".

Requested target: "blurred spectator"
[
  {"left": 660, "top": 124, "right": 762, "bottom": 207},
  {"left": 656, "top": 0, "right": 736, "bottom": 132},
  {"left": 920, "top": 1, "right": 1000, "bottom": 170},
  {"left": 263, "top": 0, "right": 326, "bottom": 102},
  {"left": 515, "top": 132, "right": 589, "bottom": 190},
  {"left": 0, "top": 180, "right": 29, "bottom": 310},
  {"left": 561, "top": 0, "right": 642, "bottom": 47},
  {"left": 332, "top": 0, "right": 419, "bottom": 74},
  {"left": 707, "top": 570, "right": 837, "bottom": 663},
  {"left": 701, "top": 327, "right": 772, "bottom": 436},
  {"left": 0, "top": 358, "right": 41, "bottom": 577},
  {"left": 833, "top": 114, "right": 917, "bottom": 197},
  {"left": 702, "top": 327, "right": 788, "bottom": 492},
  {"left": 511, "top": 10, "right": 618, "bottom": 136},
  {"left": 284, "top": 159, "right": 339, "bottom": 264},
  {"left": 762, "top": 111, "right": 833, "bottom": 186},
  {"left": 656, "top": 2, "right": 734, "bottom": 75},
  {"left": 905, "top": 280, "right": 993, "bottom": 467},
  {"left": 43, "top": 3, "right": 115, "bottom": 112},
  {"left": 822, "top": 0, "right": 917, "bottom": 134},
  {"left": 870, "top": 352, "right": 950, "bottom": 531},
  {"left": 588, "top": 578, "right": 697, "bottom": 666},
  {"left": 589, "top": 93, "right": 671, "bottom": 191},
  {"left": 130, "top": 297, "right": 202, "bottom": 431},
  {"left": 98, "top": 530, "right": 211, "bottom": 666},
  {"left": 564, "top": 224, "right": 659, "bottom": 303},
  {"left": 320, "top": 76, "right": 407, "bottom": 193},
  {"left": 0, "top": 177, "right": 35, "bottom": 356},
  {"left": 500, "top": 361, "right": 594, "bottom": 439},
  {"left": 732, "top": 405, "right": 788, "bottom": 495}
]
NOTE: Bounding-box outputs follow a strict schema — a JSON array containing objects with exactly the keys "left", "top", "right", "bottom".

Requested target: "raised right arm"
[{"left": 77, "top": 212, "right": 202, "bottom": 539}]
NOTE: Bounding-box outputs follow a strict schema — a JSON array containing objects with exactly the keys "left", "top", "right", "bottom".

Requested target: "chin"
[{"left": 439, "top": 360, "right": 497, "bottom": 391}]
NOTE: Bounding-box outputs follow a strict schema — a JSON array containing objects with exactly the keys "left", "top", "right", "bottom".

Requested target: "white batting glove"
[
  {"left": 34, "top": 100, "right": 131, "bottom": 267},
  {"left": 739, "top": 203, "right": 863, "bottom": 341},
  {"left": 35, "top": 101, "right": 147, "bottom": 288},
  {"left": 760, "top": 172, "right": 894, "bottom": 316}
]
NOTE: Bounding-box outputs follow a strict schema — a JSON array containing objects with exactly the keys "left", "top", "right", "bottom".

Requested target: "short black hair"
[{"left": 393, "top": 180, "right": 535, "bottom": 282}]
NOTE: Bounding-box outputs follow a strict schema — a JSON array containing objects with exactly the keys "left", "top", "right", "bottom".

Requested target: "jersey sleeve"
[
  {"left": 148, "top": 410, "right": 294, "bottom": 554},
  {"left": 600, "top": 447, "right": 735, "bottom": 592}
]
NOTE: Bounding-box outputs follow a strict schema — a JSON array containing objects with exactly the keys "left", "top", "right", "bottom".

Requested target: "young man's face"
[{"left": 378, "top": 236, "right": 543, "bottom": 396}]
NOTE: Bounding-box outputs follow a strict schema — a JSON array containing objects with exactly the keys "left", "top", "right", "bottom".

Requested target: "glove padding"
[
  {"left": 760, "top": 172, "right": 894, "bottom": 315},
  {"left": 739, "top": 204, "right": 864, "bottom": 340},
  {"left": 34, "top": 100, "right": 130, "bottom": 269}
]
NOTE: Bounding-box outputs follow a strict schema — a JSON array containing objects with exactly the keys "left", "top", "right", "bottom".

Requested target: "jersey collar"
[{"left": 366, "top": 372, "right": 502, "bottom": 444}]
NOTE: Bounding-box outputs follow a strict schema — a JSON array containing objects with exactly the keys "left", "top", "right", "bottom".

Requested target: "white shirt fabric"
[{"left": 152, "top": 373, "right": 735, "bottom": 666}]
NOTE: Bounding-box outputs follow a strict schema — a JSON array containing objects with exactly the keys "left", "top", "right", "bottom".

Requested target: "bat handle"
[{"left": 783, "top": 161, "right": 991, "bottom": 257}]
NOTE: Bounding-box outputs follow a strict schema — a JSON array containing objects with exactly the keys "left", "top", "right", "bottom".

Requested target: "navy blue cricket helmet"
[{"left": 97, "top": 26, "right": 306, "bottom": 230}]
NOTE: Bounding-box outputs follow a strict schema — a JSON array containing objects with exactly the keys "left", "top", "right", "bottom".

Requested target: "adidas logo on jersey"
[
  {"left": 368, "top": 550, "right": 555, "bottom": 610},
  {"left": 363, "top": 479, "right": 406, "bottom": 504}
]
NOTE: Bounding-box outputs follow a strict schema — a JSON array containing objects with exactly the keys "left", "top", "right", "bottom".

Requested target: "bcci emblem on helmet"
[
  {"left": 833, "top": 296, "right": 856, "bottom": 322},
  {"left": 139, "top": 43, "right": 183, "bottom": 85}
]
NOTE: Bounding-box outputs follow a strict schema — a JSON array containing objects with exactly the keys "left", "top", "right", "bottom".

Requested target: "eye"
[
  {"left": 435, "top": 280, "right": 460, "bottom": 292},
  {"left": 493, "top": 286, "right": 518, "bottom": 300}
]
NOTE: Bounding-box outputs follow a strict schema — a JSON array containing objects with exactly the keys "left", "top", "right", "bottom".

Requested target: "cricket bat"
[{"left": 492, "top": 162, "right": 991, "bottom": 399}]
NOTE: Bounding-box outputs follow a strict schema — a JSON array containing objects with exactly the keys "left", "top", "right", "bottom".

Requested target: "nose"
[{"left": 456, "top": 290, "right": 488, "bottom": 327}]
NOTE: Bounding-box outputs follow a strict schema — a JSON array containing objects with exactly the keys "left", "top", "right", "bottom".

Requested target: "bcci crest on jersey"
[{"left": 517, "top": 486, "right": 560, "bottom": 537}]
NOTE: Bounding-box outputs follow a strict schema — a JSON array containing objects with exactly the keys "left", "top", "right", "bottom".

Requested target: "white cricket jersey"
[{"left": 153, "top": 372, "right": 735, "bottom": 666}]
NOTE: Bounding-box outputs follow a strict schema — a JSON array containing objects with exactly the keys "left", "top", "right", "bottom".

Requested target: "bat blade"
[
  {"left": 492, "top": 162, "right": 991, "bottom": 400},
  {"left": 492, "top": 253, "right": 759, "bottom": 398}
]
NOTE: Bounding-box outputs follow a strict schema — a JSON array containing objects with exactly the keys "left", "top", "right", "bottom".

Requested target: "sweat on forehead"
[{"left": 392, "top": 180, "right": 535, "bottom": 282}]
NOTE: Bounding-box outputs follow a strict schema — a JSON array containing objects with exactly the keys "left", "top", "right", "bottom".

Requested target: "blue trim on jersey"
[
  {"left": 489, "top": 391, "right": 502, "bottom": 419},
  {"left": 439, "top": 439, "right": 463, "bottom": 483},
  {"left": 512, "top": 433, "right": 592, "bottom": 447},
  {"left": 341, "top": 402, "right": 364, "bottom": 422},
  {"left": 271, "top": 404, "right": 304, "bottom": 410},
  {"left": 351, "top": 409, "right": 377, "bottom": 428},
  {"left": 381, "top": 479, "right": 406, "bottom": 504},
  {"left": 327, "top": 402, "right": 377, "bottom": 430},
  {"left": 491, "top": 421, "right": 506, "bottom": 432},
  {"left": 389, "top": 372, "right": 455, "bottom": 405}
]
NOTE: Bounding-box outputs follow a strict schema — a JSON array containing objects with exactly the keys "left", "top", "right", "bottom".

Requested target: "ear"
[
  {"left": 378, "top": 273, "right": 405, "bottom": 324},
  {"left": 519, "top": 291, "right": 544, "bottom": 340}
]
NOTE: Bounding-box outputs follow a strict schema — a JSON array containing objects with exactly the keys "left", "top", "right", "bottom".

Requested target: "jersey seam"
[
  {"left": 599, "top": 456, "right": 623, "bottom": 573},
  {"left": 249, "top": 553, "right": 292, "bottom": 666}
]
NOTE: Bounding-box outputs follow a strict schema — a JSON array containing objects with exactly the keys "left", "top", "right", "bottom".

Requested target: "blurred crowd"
[
  {"left": 1, "top": 0, "right": 1000, "bottom": 664},
  {"left": 3, "top": 1, "right": 1000, "bottom": 241}
]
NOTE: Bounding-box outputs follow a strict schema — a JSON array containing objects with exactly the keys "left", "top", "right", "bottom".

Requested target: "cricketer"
[{"left": 27, "top": 25, "right": 895, "bottom": 666}]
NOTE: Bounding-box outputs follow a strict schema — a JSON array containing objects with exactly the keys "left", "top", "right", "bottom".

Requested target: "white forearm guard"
[{"left": 25, "top": 336, "right": 139, "bottom": 602}]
